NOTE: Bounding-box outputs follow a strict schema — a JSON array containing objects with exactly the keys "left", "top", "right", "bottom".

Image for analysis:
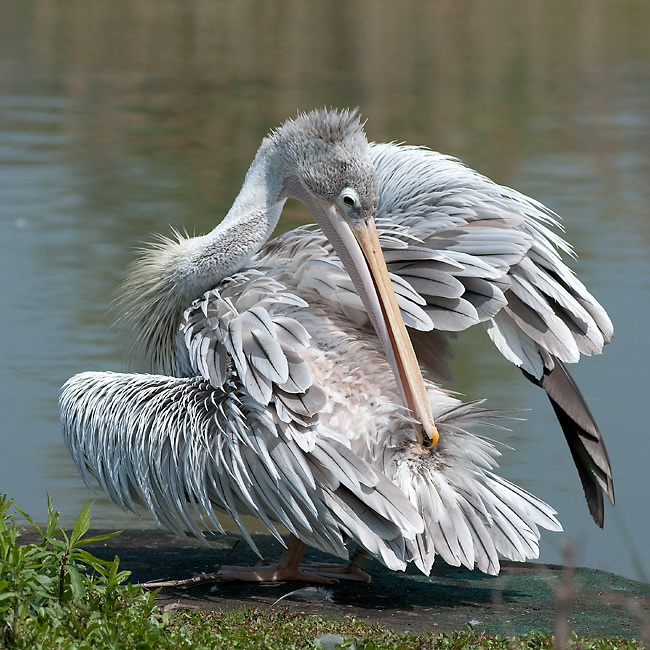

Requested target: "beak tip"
[{"left": 426, "top": 424, "right": 440, "bottom": 449}]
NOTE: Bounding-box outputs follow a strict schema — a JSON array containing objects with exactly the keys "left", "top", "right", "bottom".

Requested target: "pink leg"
[
  {"left": 140, "top": 537, "right": 372, "bottom": 588},
  {"left": 218, "top": 540, "right": 372, "bottom": 583},
  {"left": 217, "top": 535, "right": 338, "bottom": 583},
  {"left": 296, "top": 547, "right": 372, "bottom": 583}
]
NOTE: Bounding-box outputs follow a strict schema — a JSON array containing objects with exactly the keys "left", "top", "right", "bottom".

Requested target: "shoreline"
[{"left": 18, "top": 527, "right": 649, "bottom": 639}]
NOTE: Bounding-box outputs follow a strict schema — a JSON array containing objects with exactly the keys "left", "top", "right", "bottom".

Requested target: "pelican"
[{"left": 61, "top": 108, "right": 612, "bottom": 583}]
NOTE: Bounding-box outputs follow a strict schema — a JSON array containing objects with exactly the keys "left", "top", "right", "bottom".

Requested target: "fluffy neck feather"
[
  {"left": 118, "top": 108, "right": 370, "bottom": 375},
  {"left": 121, "top": 139, "right": 288, "bottom": 375}
]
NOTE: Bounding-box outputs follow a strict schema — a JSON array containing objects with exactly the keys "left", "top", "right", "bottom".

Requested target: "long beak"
[{"left": 320, "top": 206, "right": 439, "bottom": 448}]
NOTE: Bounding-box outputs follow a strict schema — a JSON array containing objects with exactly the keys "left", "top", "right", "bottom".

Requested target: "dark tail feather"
[{"left": 523, "top": 359, "right": 614, "bottom": 527}]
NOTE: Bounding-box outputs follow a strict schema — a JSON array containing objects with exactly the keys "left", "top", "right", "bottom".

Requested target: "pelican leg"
[
  {"left": 295, "top": 547, "right": 372, "bottom": 583},
  {"left": 215, "top": 535, "right": 336, "bottom": 584},
  {"left": 140, "top": 537, "right": 372, "bottom": 588},
  {"left": 217, "top": 536, "right": 370, "bottom": 583}
]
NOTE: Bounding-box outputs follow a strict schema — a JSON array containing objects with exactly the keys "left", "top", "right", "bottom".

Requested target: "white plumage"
[{"left": 61, "top": 108, "right": 613, "bottom": 582}]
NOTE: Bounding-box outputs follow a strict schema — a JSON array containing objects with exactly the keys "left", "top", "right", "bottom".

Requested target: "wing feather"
[
  {"left": 182, "top": 271, "right": 328, "bottom": 437},
  {"left": 391, "top": 399, "right": 561, "bottom": 575},
  {"left": 61, "top": 370, "right": 423, "bottom": 565},
  {"left": 366, "top": 141, "right": 613, "bottom": 524},
  {"left": 368, "top": 141, "right": 612, "bottom": 371}
]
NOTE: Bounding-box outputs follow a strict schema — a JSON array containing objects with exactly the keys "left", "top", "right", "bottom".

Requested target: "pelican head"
[{"left": 270, "top": 108, "right": 378, "bottom": 215}]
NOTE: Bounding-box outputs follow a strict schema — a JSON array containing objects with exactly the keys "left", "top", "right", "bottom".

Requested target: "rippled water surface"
[{"left": 1, "top": 0, "right": 649, "bottom": 582}]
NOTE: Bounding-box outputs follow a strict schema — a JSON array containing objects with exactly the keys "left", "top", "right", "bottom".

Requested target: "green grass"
[
  {"left": 0, "top": 496, "right": 643, "bottom": 649},
  {"left": 161, "top": 609, "right": 643, "bottom": 649}
]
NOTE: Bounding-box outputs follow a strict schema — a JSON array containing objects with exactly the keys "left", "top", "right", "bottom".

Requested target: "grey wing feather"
[
  {"left": 60, "top": 371, "right": 424, "bottom": 567},
  {"left": 369, "top": 141, "right": 613, "bottom": 372},
  {"left": 391, "top": 400, "right": 562, "bottom": 576},
  {"left": 369, "top": 141, "right": 614, "bottom": 525},
  {"left": 182, "top": 270, "right": 323, "bottom": 430},
  {"left": 524, "top": 361, "right": 614, "bottom": 526}
]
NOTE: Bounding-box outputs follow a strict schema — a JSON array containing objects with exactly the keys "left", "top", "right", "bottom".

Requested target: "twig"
[{"left": 213, "top": 539, "right": 240, "bottom": 574}]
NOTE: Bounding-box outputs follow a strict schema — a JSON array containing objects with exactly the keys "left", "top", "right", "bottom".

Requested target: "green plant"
[{"left": 0, "top": 495, "right": 163, "bottom": 648}]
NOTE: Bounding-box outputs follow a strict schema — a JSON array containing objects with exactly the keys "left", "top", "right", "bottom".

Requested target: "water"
[{"left": 1, "top": 0, "right": 649, "bottom": 582}]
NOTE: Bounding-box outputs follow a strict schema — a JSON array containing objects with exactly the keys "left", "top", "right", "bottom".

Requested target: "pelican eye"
[{"left": 338, "top": 188, "right": 362, "bottom": 213}]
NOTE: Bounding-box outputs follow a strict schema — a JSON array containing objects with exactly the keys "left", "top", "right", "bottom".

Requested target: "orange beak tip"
[{"left": 426, "top": 425, "right": 440, "bottom": 449}]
